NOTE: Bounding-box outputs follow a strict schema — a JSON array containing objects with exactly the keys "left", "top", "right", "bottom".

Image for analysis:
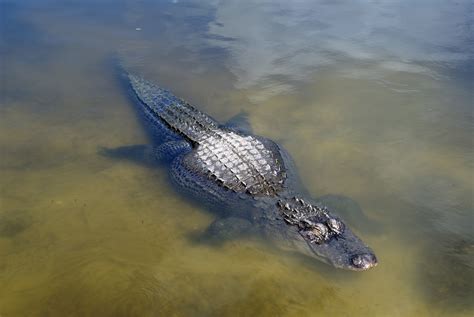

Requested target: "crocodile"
[{"left": 106, "top": 72, "right": 378, "bottom": 271}]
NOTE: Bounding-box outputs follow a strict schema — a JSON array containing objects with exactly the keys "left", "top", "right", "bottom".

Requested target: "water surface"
[{"left": 1, "top": 0, "right": 473, "bottom": 316}]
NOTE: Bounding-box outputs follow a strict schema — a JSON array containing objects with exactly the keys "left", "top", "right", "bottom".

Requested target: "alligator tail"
[{"left": 124, "top": 72, "right": 218, "bottom": 143}]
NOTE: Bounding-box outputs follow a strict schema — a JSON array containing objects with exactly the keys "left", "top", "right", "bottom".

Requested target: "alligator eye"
[
  {"left": 327, "top": 218, "right": 344, "bottom": 234},
  {"left": 311, "top": 223, "right": 329, "bottom": 241}
]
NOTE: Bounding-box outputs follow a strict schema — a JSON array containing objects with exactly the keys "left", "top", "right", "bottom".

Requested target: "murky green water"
[{"left": 1, "top": 0, "right": 473, "bottom": 316}]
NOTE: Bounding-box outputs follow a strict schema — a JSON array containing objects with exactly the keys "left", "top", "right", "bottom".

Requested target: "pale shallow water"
[{"left": 1, "top": 0, "right": 473, "bottom": 316}]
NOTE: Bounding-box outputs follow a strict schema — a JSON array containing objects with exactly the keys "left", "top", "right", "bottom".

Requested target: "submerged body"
[{"left": 119, "top": 73, "right": 377, "bottom": 271}]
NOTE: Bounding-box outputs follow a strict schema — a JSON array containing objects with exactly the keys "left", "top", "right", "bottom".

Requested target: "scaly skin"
[{"left": 123, "top": 72, "right": 377, "bottom": 271}]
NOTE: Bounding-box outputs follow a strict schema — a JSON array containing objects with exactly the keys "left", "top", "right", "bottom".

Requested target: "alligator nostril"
[{"left": 351, "top": 254, "right": 378, "bottom": 270}]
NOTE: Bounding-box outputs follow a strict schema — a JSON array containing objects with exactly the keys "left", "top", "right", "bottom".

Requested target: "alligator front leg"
[
  {"left": 99, "top": 140, "right": 192, "bottom": 165},
  {"left": 197, "top": 217, "right": 256, "bottom": 245}
]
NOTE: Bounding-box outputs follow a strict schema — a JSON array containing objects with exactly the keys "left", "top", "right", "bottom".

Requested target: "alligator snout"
[{"left": 351, "top": 253, "right": 378, "bottom": 270}]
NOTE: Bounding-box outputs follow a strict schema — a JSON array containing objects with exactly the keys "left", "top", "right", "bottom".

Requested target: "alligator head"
[{"left": 268, "top": 196, "right": 377, "bottom": 271}]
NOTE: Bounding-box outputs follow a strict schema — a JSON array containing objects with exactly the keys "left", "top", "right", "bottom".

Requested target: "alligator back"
[
  {"left": 181, "top": 132, "right": 286, "bottom": 196},
  {"left": 129, "top": 74, "right": 287, "bottom": 197}
]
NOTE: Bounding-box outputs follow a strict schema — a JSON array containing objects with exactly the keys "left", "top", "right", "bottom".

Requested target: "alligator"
[{"left": 106, "top": 71, "right": 378, "bottom": 271}]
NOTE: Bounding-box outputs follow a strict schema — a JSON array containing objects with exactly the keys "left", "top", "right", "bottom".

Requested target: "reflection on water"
[
  {"left": 207, "top": 0, "right": 472, "bottom": 100},
  {"left": 1, "top": 0, "right": 473, "bottom": 316}
]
